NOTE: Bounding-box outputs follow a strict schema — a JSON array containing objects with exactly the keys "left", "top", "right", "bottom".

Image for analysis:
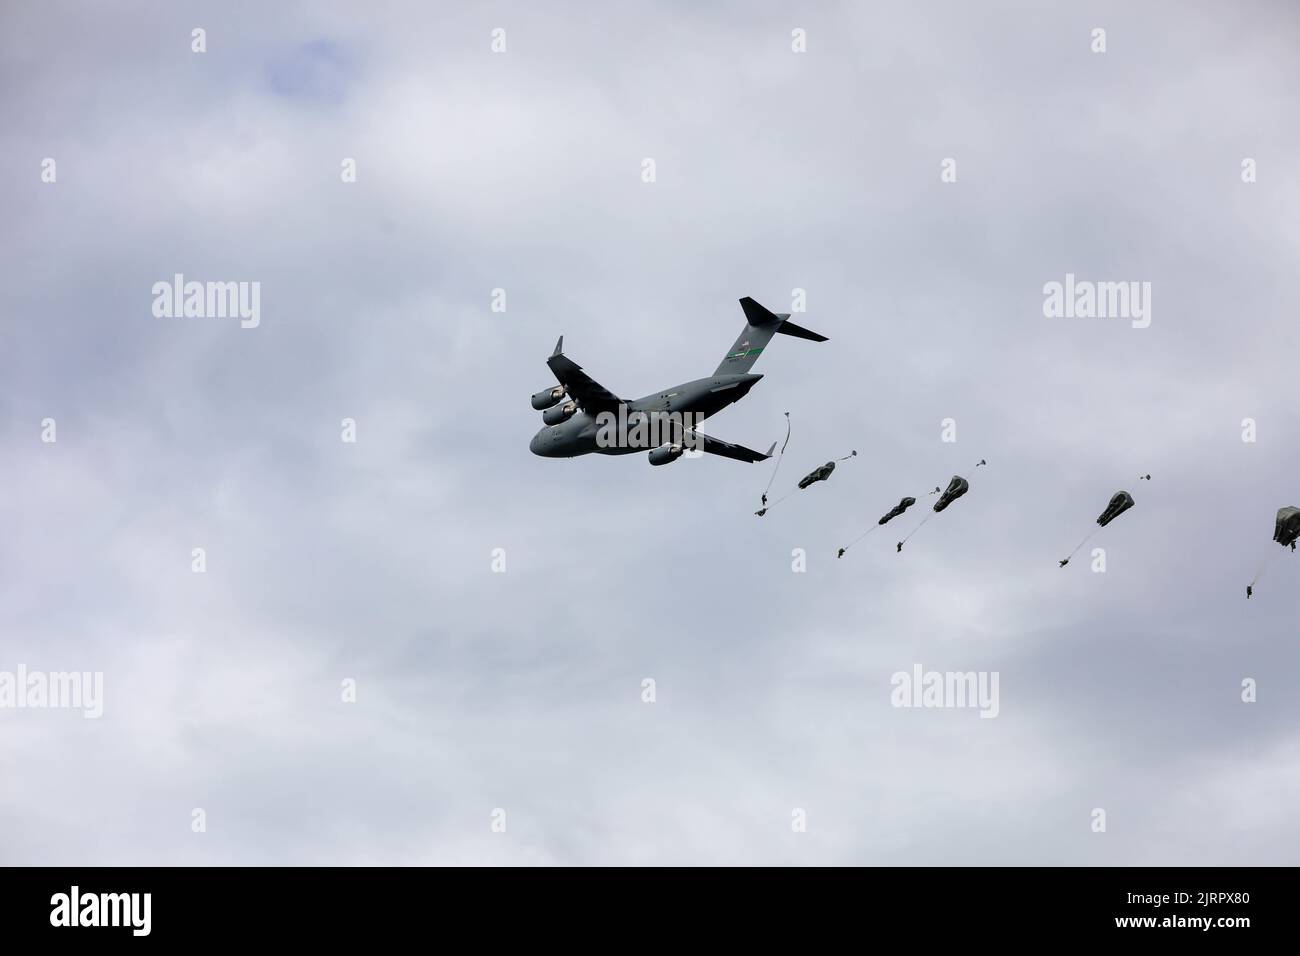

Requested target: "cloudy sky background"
[{"left": 2, "top": 0, "right": 1299, "bottom": 864}]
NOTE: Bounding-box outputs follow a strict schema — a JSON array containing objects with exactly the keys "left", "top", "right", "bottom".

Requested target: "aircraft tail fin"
[{"left": 714, "top": 297, "right": 827, "bottom": 375}]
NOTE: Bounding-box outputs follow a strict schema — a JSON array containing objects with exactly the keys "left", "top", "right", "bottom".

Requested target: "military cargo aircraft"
[{"left": 529, "top": 297, "right": 827, "bottom": 465}]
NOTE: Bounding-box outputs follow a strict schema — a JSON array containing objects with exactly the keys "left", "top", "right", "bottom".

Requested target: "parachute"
[
  {"left": 1059, "top": 488, "right": 1137, "bottom": 567},
  {"left": 799, "top": 462, "right": 837, "bottom": 489},
  {"left": 1247, "top": 505, "right": 1300, "bottom": 598},
  {"left": 897, "top": 475, "right": 972, "bottom": 553},
  {"left": 880, "top": 496, "right": 918, "bottom": 525},
  {"left": 1273, "top": 506, "right": 1300, "bottom": 549},
  {"left": 1096, "top": 491, "right": 1135, "bottom": 527},
  {"left": 837, "top": 496, "right": 917, "bottom": 558},
  {"left": 932, "top": 476, "right": 969, "bottom": 513},
  {"left": 755, "top": 450, "right": 856, "bottom": 516}
]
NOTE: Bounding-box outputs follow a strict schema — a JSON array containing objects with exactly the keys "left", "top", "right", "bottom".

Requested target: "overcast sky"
[{"left": 2, "top": 0, "right": 1299, "bottom": 865}]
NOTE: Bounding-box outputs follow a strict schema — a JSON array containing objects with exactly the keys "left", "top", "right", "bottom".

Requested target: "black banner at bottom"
[{"left": 0, "top": 867, "right": 1285, "bottom": 942}]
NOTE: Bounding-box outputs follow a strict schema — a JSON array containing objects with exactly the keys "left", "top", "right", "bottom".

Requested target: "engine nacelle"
[
  {"left": 542, "top": 400, "right": 578, "bottom": 426},
  {"left": 531, "top": 386, "right": 567, "bottom": 410},
  {"left": 648, "top": 444, "right": 684, "bottom": 466}
]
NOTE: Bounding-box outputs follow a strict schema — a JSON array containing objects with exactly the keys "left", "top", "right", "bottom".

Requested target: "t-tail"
[{"left": 714, "top": 297, "right": 828, "bottom": 375}]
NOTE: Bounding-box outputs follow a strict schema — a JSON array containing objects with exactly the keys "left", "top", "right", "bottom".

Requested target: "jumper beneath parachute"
[
  {"left": 756, "top": 450, "right": 856, "bottom": 516},
  {"left": 1250, "top": 505, "right": 1300, "bottom": 598},
  {"left": 896, "top": 475, "right": 973, "bottom": 553},
  {"left": 1059, "top": 488, "right": 1138, "bottom": 568},
  {"left": 837, "top": 495, "right": 918, "bottom": 558}
]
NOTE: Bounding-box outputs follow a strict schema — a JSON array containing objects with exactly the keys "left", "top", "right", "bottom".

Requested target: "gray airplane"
[{"left": 529, "top": 297, "right": 827, "bottom": 464}]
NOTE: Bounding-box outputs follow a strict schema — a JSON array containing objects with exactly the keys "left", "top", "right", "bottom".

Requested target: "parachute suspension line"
[
  {"left": 756, "top": 486, "right": 799, "bottom": 516},
  {"left": 835, "top": 450, "right": 858, "bottom": 462},
  {"left": 1065, "top": 527, "right": 1100, "bottom": 561},
  {"left": 768, "top": 487, "right": 798, "bottom": 508},
  {"left": 839, "top": 524, "right": 879, "bottom": 556},
  {"left": 1249, "top": 548, "right": 1284, "bottom": 588},
  {"left": 759, "top": 412, "right": 792, "bottom": 507},
  {"left": 897, "top": 512, "right": 934, "bottom": 551}
]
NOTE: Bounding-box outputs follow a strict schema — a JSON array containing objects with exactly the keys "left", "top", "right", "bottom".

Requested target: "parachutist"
[
  {"left": 1059, "top": 559, "right": 1069, "bottom": 568},
  {"left": 1247, "top": 586, "right": 1253, "bottom": 599},
  {"left": 837, "top": 548, "right": 845, "bottom": 559},
  {"left": 896, "top": 542, "right": 903, "bottom": 553},
  {"left": 761, "top": 494, "right": 768, "bottom": 506},
  {"left": 755, "top": 508, "right": 767, "bottom": 517}
]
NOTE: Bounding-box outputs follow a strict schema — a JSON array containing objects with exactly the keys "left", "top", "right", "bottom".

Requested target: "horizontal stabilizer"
[{"left": 775, "top": 318, "right": 828, "bottom": 342}]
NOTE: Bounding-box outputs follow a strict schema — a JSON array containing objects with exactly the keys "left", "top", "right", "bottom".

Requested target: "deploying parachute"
[
  {"left": 1097, "top": 491, "right": 1135, "bottom": 527},
  {"left": 837, "top": 496, "right": 917, "bottom": 558},
  {"left": 896, "top": 475, "right": 972, "bottom": 553},
  {"left": 756, "top": 450, "right": 856, "bottom": 516},
  {"left": 932, "top": 475, "right": 969, "bottom": 513},
  {"left": 1058, "top": 489, "right": 1137, "bottom": 567},
  {"left": 799, "top": 462, "right": 837, "bottom": 489},
  {"left": 1247, "top": 505, "right": 1300, "bottom": 598},
  {"left": 1273, "top": 506, "right": 1300, "bottom": 548},
  {"left": 880, "top": 496, "right": 918, "bottom": 524},
  {"left": 758, "top": 412, "right": 792, "bottom": 509}
]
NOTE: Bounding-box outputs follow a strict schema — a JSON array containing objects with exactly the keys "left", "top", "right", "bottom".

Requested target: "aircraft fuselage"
[{"left": 529, "top": 372, "right": 762, "bottom": 458}]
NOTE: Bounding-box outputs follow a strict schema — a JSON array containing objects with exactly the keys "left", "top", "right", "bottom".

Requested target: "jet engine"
[
  {"left": 648, "top": 444, "right": 684, "bottom": 466},
  {"left": 542, "top": 400, "right": 578, "bottom": 425},
  {"left": 531, "top": 386, "right": 566, "bottom": 410}
]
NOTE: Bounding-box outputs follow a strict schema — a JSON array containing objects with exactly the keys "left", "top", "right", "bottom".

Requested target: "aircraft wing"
[
  {"left": 546, "top": 336, "right": 625, "bottom": 414},
  {"left": 685, "top": 430, "right": 776, "bottom": 464}
]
